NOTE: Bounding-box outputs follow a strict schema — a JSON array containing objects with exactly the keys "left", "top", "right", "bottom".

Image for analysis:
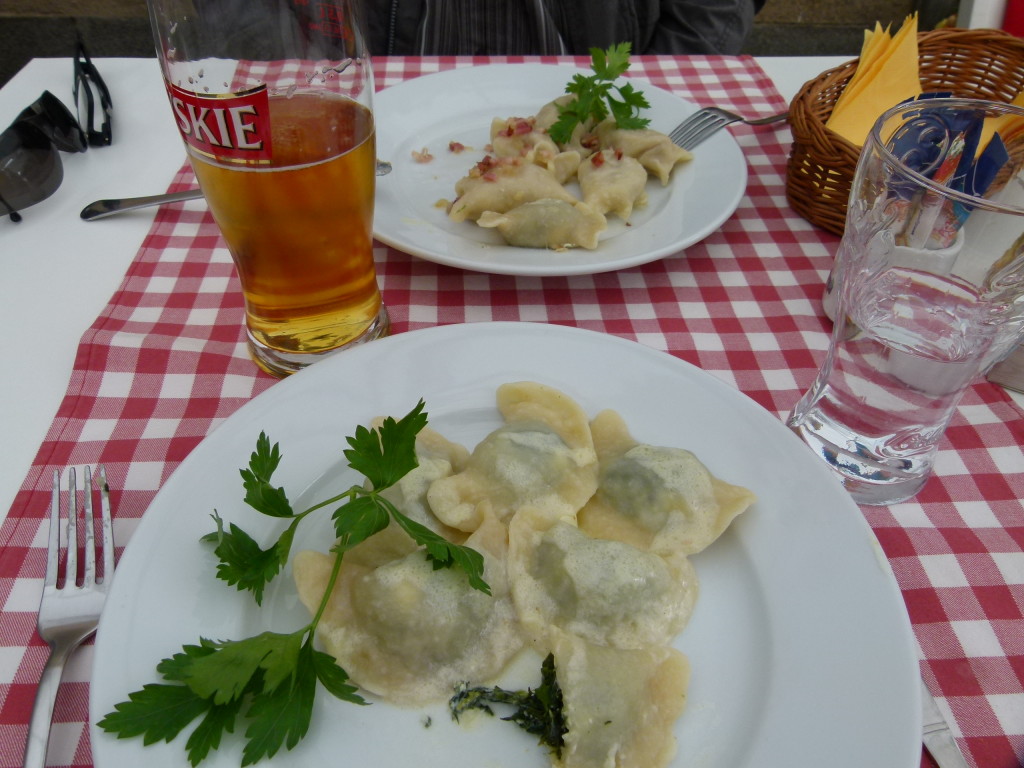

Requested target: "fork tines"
[
  {"left": 48, "top": 466, "right": 114, "bottom": 588},
  {"left": 669, "top": 109, "right": 730, "bottom": 151}
]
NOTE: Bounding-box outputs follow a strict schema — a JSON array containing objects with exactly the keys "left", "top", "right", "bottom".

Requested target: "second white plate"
[
  {"left": 91, "top": 322, "right": 919, "bottom": 768},
  {"left": 373, "top": 65, "right": 747, "bottom": 276}
]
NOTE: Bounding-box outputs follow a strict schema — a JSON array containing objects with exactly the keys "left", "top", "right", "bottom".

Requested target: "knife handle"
[{"left": 80, "top": 189, "right": 205, "bottom": 221}]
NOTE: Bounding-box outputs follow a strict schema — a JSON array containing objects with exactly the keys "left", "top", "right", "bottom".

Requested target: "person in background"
[{"left": 363, "top": 0, "right": 766, "bottom": 57}]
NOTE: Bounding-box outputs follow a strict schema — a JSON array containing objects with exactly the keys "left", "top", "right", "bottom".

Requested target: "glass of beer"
[{"left": 145, "top": 0, "right": 389, "bottom": 376}]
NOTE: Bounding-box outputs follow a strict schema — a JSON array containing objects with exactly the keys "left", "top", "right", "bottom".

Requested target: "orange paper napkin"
[{"left": 827, "top": 14, "right": 922, "bottom": 146}]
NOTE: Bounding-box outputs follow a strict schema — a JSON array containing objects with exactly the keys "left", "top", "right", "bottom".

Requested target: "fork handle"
[
  {"left": 23, "top": 642, "right": 78, "bottom": 768},
  {"left": 747, "top": 111, "right": 790, "bottom": 125}
]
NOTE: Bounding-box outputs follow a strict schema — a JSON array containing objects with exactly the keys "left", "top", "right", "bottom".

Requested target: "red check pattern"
[{"left": 2, "top": 55, "right": 1023, "bottom": 768}]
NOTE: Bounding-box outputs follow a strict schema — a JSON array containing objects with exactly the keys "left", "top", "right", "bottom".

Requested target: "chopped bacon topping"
[
  {"left": 590, "top": 152, "right": 605, "bottom": 168},
  {"left": 411, "top": 147, "right": 434, "bottom": 163},
  {"left": 468, "top": 153, "right": 521, "bottom": 181},
  {"left": 448, "top": 141, "right": 467, "bottom": 153},
  {"left": 500, "top": 117, "right": 535, "bottom": 137},
  {"left": 474, "top": 155, "right": 500, "bottom": 174}
]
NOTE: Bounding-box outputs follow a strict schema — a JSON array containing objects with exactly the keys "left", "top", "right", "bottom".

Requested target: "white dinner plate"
[
  {"left": 373, "top": 65, "right": 747, "bottom": 275},
  {"left": 91, "top": 323, "right": 919, "bottom": 768}
]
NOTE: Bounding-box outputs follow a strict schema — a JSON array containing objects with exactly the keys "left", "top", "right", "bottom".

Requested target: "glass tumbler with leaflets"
[
  {"left": 788, "top": 97, "right": 1024, "bottom": 505},
  {"left": 145, "top": 0, "right": 389, "bottom": 376}
]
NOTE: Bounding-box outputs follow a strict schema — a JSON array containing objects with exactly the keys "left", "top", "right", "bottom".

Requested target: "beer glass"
[
  {"left": 788, "top": 98, "right": 1024, "bottom": 505},
  {"left": 145, "top": 0, "right": 389, "bottom": 376}
]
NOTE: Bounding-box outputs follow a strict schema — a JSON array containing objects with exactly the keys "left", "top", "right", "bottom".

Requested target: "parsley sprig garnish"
[
  {"left": 548, "top": 42, "right": 651, "bottom": 145},
  {"left": 99, "top": 400, "right": 490, "bottom": 765}
]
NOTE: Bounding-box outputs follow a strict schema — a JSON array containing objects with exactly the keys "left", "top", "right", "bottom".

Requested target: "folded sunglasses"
[{"left": 1, "top": 39, "right": 112, "bottom": 222}]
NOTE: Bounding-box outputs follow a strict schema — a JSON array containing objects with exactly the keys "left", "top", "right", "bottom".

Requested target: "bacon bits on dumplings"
[
  {"left": 449, "top": 157, "right": 577, "bottom": 224},
  {"left": 596, "top": 124, "right": 693, "bottom": 186},
  {"left": 291, "top": 382, "right": 753, "bottom": 768},
  {"left": 446, "top": 94, "right": 692, "bottom": 250},
  {"left": 577, "top": 150, "right": 649, "bottom": 221}
]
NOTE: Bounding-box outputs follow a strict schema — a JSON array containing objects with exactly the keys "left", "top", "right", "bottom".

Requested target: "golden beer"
[{"left": 189, "top": 92, "right": 387, "bottom": 375}]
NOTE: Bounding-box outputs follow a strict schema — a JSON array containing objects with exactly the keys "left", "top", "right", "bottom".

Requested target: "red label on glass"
[{"left": 166, "top": 82, "right": 273, "bottom": 164}]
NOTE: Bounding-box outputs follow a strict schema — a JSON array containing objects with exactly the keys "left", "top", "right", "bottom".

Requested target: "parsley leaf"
[
  {"left": 205, "top": 514, "right": 285, "bottom": 606},
  {"left": 156, "top": 640, "right": 217, "bottom": 682},
  {"left": 239, "top": 641, "right": 317, "bottom": 766},
  {"left": 240, "top": 433, "right": 293, "bottom": 518},
  {"left": 179, "top": 632, "right": 293, "bottom": 705},
  {"left": 389, "top": 506, "right": 490, "bottom": 595},
  {"left": 331, "top": 494, "right": 391, "bottom": 552},
  {"left": 101, "top": 399, "right": 490, "bottom": 765},
  {"left": 548, "top": 42, "right": 650, "bottom": 145},
  {"left": 98, "top": 683, "right": 213, "bottom": 745},
  {"left": 184, "top": 696, "right": 245, "bottom": 766},
  {"left": 310, "top": 646, "right": 362, "bottom": 701},
  {"left": 344, "top": 399, "right": 427, "bottom": 490}
]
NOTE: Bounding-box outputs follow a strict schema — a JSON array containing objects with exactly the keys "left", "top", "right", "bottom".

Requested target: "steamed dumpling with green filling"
[
  {"left": 508, "top": 506, "right": 698, "bottom": 649},
  {"left": 427, "top": 382, "right": 598, "bottom": 532},
  {"left": 578, "top": 409, "right": 755, "bottom": 555},
  {"left": 477, "top": 199, "right": 606, "bottom": 250},
  {"left": 550, "top": 628, "right": 690, "bottom": 768},
  {"left": 292, "top": 511, "right": 521, "bottom": 707}
]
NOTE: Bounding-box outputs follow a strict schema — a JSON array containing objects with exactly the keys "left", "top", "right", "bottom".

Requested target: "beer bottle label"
[{"left": 166, "top": 82, "right": 273, "bottom": 165}]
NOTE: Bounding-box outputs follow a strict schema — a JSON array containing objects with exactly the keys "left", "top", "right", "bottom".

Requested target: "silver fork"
[
  {"left": 669, "top": 106, "right": 790, "bottom": 150},
  {"left": 23, "top": 466, "right": 115, "bottom": 768}
]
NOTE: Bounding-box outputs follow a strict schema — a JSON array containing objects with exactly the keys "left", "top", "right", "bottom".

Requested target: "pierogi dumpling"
[
  {"left": 448, "top": 159, "right": 577, "bottom": 223},
  {"left": 287, "top": 382, "right": 749, "bottom": 766},
  {"left": 477, "top": 199, "right": 606, "bottom": 250},
  {"left": 550, "top": 629, "right": 690, "bottom": 768},
  {"left": 578, "top": 410, "right": 755, "bottom": 555},
  {"left": 508, "top": 506, "right": 698, "bottom": 649},
  {"left": 576, "top": 150, "right": 648, "bottom": 222},
  {"left": 427, "top": 382, "right": 598, "bottom": 532},
  {"left": 595, "top": 123, "right": 693, "bottom": 185},
  {"left": 293, "top": 512, "right": 520, "bottom": 707}
]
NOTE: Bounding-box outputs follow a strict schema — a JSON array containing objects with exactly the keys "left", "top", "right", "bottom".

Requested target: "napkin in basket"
[{"left": 827, "top": 14, "right": 922, "bottom": 146}]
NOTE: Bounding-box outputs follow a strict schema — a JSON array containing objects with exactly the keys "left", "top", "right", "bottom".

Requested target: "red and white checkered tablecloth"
[{"left": 2, "top": 55, "right": 1023, "bottom": 768}]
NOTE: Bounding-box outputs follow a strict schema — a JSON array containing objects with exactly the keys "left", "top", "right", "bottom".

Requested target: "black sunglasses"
[
  {"left": 74, "top": 38, "right": 113, "bottom": 148},
  {"left": 0, "top": 43, "right": 112, "bottom": 222}
]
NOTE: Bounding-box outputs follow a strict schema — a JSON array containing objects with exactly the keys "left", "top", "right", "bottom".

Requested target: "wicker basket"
[{"left": 786, "top": 28, "right": 1024, "bottom": 236}]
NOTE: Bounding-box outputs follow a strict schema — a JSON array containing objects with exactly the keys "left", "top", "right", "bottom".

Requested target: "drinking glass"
[
  {"left": 788, "top": 97, "right": 1024, "bottom": 505},
  {"left": 145, "top": 0, "right": 389, "bottom": 376}
]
